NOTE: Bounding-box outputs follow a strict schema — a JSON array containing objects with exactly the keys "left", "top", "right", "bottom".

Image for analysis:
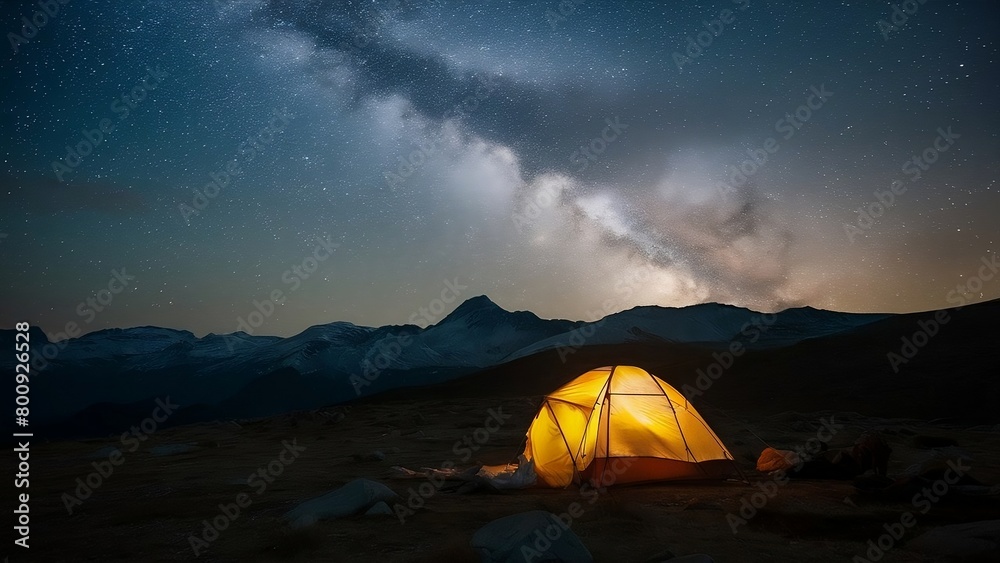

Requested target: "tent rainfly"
[{"left": 522, "top": 365, "right": 737, "bottom": 487}]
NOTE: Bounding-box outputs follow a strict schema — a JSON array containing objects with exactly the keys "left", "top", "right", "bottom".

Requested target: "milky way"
[{"left": 1, "top": 0, "right": 997, "bottom": 337}]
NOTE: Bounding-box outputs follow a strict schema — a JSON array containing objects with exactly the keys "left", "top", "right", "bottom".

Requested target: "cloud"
[
  {"left": 235, "top": 0, "right": 812, "bottom": 312},
  {"left": 506, "top": 153, "right": 802, "bottom": 311}
]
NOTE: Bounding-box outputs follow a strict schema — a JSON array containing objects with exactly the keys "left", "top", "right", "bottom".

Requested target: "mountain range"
[{"left": 6, "top": 295, "right": 985, "bottom": 437}]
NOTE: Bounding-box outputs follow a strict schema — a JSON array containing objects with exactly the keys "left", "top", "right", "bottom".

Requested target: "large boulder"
[
  {"left": 284, "top": 479, "right": 399, "bottom": 528},
  {"left": 471, "top": 510, "right": 592, "bottom": 563},
  {"left": 364, "top": 501, "right": 394, "bottom": 516}
]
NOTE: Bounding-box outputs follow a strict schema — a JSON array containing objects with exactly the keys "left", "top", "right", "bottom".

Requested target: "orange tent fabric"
[{"left": 523, "top": 365, "right": 737, "bottom": 487}]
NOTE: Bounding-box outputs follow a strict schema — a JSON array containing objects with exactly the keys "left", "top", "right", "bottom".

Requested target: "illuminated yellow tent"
[{"left": 523, "top": 365, "right": 737, "bottom": 487}]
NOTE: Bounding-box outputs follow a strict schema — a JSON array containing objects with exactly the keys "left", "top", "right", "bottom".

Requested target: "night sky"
[{"left": 1, "top": 0, "right": 998, "bottom": 338}]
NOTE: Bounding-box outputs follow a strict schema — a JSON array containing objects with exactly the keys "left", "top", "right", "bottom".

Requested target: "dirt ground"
[{"left": 21, "top": 394, "right": 1000, "bottom": 562}]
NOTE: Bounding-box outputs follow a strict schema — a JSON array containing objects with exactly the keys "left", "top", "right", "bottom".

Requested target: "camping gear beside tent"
[{"left": 522, "top": 365, "right": 737, "bottom": 487}]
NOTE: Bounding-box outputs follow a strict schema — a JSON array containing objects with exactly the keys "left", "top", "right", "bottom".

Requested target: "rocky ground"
[{"left": 21, "top": 393, "right": 1000, "bottom": 562}]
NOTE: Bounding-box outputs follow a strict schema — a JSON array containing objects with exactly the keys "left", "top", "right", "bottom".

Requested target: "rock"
[
  {"left": 471, "top": 510, "right": 593, "bottom": 563},
  {"left": 908, "top": 520, "right": 1000, "bottom": 558},
  {"left": 364, "top": 501, "right": 393, "bottom": 516},
  {"left": 284, "top": 479, "right": 399, "bottom": 528}
]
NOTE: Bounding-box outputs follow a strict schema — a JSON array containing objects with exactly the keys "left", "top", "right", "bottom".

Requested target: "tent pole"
[
  {"left": 602, "top": 366, "right": 616, "bottom": 487},
  {"left": 649, "top": 373, "right": 714, "bottom": 481},
  {"left": 546, "top": 401, "right": 581, "bottom": 489}
]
